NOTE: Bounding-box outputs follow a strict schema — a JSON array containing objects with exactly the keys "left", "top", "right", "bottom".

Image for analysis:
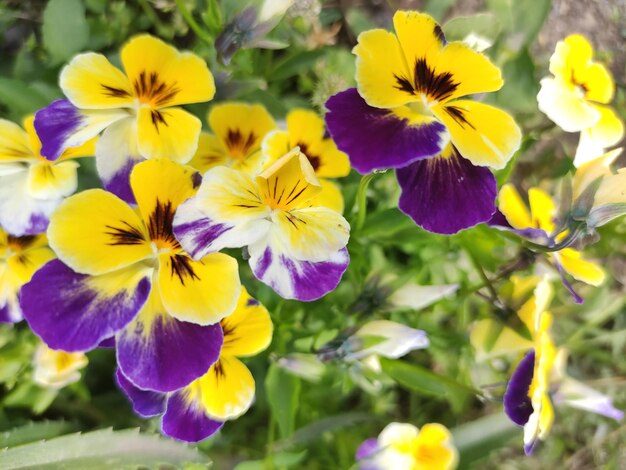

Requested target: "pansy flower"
[
  {"left": 188, "top": 102, "right": 276, "bottom": 176},
  {"left": 502, "top": 275, "right": 555, "bottom": 454},
  {"left": 33, "top": 343, "right": 88, "bottom": 390},
  {"left": 356, "top": 422, "right": 458, "bottom": 470},
  {"left": 536, "top": 35, "right": 623, "bottom": 167},
  {"left": 21, "top": 159, "right": 240, "bottom": 392},
  {"left": 34, "top": 35, "right": 215, "bottom": 202},
  {"left": 0, "top": 230, "right": 54, "bottom": 323},
  {"left": 0, "top": 117, "right": 95, "bottom": 236},
  {"left": 496, "top": 184, "right": 605, "bottom": 302},
  {"left": 116, "top": 287, "right": 273, "bottom": 442},
  {"left": 174, "top": 148, "right": 350, "bottom": 301},
  {"left": 263, "top": 108, "right": 350, "bottom": 212},
  {"left": 325, "top": 11, "right": 521, "bottom": 234}
]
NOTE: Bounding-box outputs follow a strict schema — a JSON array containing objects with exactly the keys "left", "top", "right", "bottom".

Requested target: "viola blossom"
[
  {"left": 33, "top": 343, "right": 88, "bottom": 390},
  {"left": 536, "top": 34, "right": 623, "bottom": 167},
  {"left": 325, "top": 10, "right": 521, "bottom": 234},
  {"left": 188, "top": 102, "right": 276, "bottom": 176},
  {"left": 0, "top": 117, "right": 94, "bottom": 236},
  {"left": 116, "top": 287, "right": 273, "bottom": 442},
  {"left": 263, "top": 108, "right": 350, "bottom": 212},
  {"left": 174, "top": 148, "right": 350, "bottom": 301},
  {"left": 34, "top": 35, "right": 215, "bottom": 203},
  {"left": 503, "top": 275, "right": 555, "bottom": 454},
  {"left": 495, "top": 184, "right": 605, "bottom": 303},
  {"left": 0, "top": 230, "right": 54, "bottom": 323},
  {"left": 504, "top": 278, "right": 623, "bottom": 454},
  {"left": 571, "top": 149, "right": 626, "bottom": 229},
  {"left": 21, "top": 159, "right": 240, "bottom": 393},
  {"left": 356, "top": 422, "right": 458, "bottom": 470}
]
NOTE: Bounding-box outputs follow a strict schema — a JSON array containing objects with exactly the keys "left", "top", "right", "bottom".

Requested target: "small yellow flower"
[{"left": 33, "top": 343, "right": 88, "bottom": 389}]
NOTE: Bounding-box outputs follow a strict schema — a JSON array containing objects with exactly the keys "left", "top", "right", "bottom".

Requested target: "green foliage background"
[{"left": 0, "top": 0, "right": 625, "bottom": 468}]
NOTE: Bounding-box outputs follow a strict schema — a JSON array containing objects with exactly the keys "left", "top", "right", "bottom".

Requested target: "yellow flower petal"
[
  {"left": 199, "top": 355, "right": 255, "bottom": 420},
  {"left": 7, "top": 246, "right": 55, "bottom": 285},
  {"left": 549, "top": 34, "right": 593, "bottom": 79},
  {"left": 257, "top": 148, "right": 321, "bottom": 210},
  {"left": 136, "top": 107, "right": 201, "bottom": 162},
  {"left": 574, "top": 106, "right": 624, "bottom": 167},
  {"left": 433, "top": 100, "right": 521, "bottom": 169},
  {"left": 220, "top": 287, "right": 272, "bottom": 357},
  {"left": 415, "top": 423, "right": 459, "bottom": 470},
  {"left": 470, "top": 319, "right": 533, "bottom": 361},
  {"left": 208, "top": 102, "right": 275, "bottom": 168},
  {"left": 572, "top": 148, "right": 621, "bottom": 198},
  {"left": 157, "top": 252, "right": 240, "bottom": 325},
  {"left": 556, "top": 248, "right": 605, "bottom": 286},
  {"left": 188, "top": 132, "right": 231, "bottom": 173},
  {"left": 48, "top": 189, "right": 151, "bottom": 275},
  {"left": 498, "top": 184, "right": 533, "bottom": 229},
  {"left": 121, "top": 35, "right": 215, "bottom": 108},
  {"left": 537, "top": 77, "right": 601, "bottom": 132},
  {"left": 0, "top": 119, "right": 34, "bottom": 162},
  {"left": 272, "top": 206, "right": 350, "bottom": 262},
  {"left": 26, "top": 161, "right": 79, "bottom": 200},
  {"left": 129, "top": 159, "right": 199, "bottom": 243},
  {"left": 594, "top": 168, "right": 626, "bottom": 206},
  {"left": 528, "top": 187, "right": 556, "bottom": 234},
  {"left": 310, "top": 178, "right": 344, "bottom": 213},
  {"left": 60, "top": 53, "right": 134, "bottom": 109},
  {"left": 354, "top": 28, "right": 414, "bottom": 108}
]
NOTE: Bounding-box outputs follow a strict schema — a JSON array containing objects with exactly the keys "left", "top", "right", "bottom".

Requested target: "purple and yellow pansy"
[
  {"left": 117, "top": 287, "right": 273, "bottom": 442},
  {"left": 188, "top": 102, "right": 276, "bottom": 176},
  {"left": 21, "top": 159, "right": 240, "bottom": 392},
  {"left": 496, "top": 184, "right": 605, "bottom": 302},
  {"left": 0, "top": 116, "right": 95, "bottom": 236},
  {"left": 325, "top": 10, "right": 521, "bottom": 234},
  {"left": 263, "top": 108, "right": 350, "bottom": 212},
  {"left": 33, "top": 35, "right": 215, "bottom": 203},
  {"left": 174, "top": 148, "right": 350, "bottom": 301},
  {"left": 0, "top": 230, "right": 54, "bottom": 323}
]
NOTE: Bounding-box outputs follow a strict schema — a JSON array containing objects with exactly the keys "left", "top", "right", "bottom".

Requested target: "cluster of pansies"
[
  {"left": 0, "top": 34, "right": 351, "bottom": 441},
  {"left": 0, "top": 6, "right": 624, "bottom": 466}
]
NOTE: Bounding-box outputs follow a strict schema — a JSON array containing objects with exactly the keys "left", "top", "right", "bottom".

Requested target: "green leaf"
[
  {"left": 452, "top": 413, "right": 521, "bottom": 468},
  {"left": 234, "top": 451, "right": 307, "bottom": 470},
  {"left": 424, "top": 0, "right": 456, "bottom": 21},
  {"left": 0, "top": 79, "right": 54, "bottom": 121},
  {"left": 268, "top": 49, "right": 326, "bottom": 81},
  {"left": 42, "top": 0, "right": 89, "bottom": 63},
  {"left": 0, "top": 421, "right": 77, "bottom": 448},
  {"left": 265, "top": 363, "right": 301, "bottom": 439},
  {"left": 511, "top": 0, "right": 551, "bottom": 47},
  {"left": 494, "top": 48, "right": 539, "bottom": 113},
  {"left": 360, "top": 208, "right": 417, "bottom": 238},
  {"left": 0, "top": 428, "right": 206, "bottom": 469},
  {"left": 380, "top": 358, "right": 475, "bottom": 412}
]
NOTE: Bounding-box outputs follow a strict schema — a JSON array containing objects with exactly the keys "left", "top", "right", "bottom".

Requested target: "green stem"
[
  {"left": 356, "top": 173, "right": 376, "bottom": 232},
  {"left": 136, "top": 0, "right": 167, "bottom": 32},
  {"left": 174, "top": 0, "right": 214, "bottom": 45},
  {"left": 464, "top": 246, "right": 500, "bottom": 305},
  {"left": 265, "top": 413, "right": 277, "bottom": 469}
]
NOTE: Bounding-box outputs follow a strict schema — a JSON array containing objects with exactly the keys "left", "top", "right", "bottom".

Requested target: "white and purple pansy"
[{"left": 174, "top": 148, "right": 351, "bottom": 301}]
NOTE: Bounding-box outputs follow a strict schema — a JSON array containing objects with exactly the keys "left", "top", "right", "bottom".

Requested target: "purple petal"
[
  {"left": 250, "top": 245, "right": 349, "bottom": 301},
  {"left": 98, "top": 336, "right": 116, "bottom": 349},
  {"left": 101, "top": 159, "right": 138, "bottom": 204},
  {"left": 117, "top": 306, "right": 224, "bottom": 392},
  {"left": 0, "top": 300, "right": 20, "bottom": 323},
  {"left": 356, "top": 438, "right": 379, "bottom": 460},
  {"left": 524, "top": 439, "right": 538, "bottom": 456},
  {"left": 325, "top": 88, "right": 448, "bottom": 174},
  {"left": 504, "top": 350, "right": 535, "bottom": 426},
  {"left": 34, "top": 100, "right": 84, "bottom": 161},
  {"left": 488, "top": 209, "right": 551, "bottom": 242},
  {"left": 21, "top": 260, "right": 150, "bottom": 352},
  {"left": 115, "top": 369, "right": 166, "bottom": 418},
  {"left": 173, "top": 199, "right": 233, "bottom": 260},
  {"left": 396, "top": 148, "right": 497, "bottom": 234},
  {"left": 162, "top": 389, "right": 223, "bottom": 442}
]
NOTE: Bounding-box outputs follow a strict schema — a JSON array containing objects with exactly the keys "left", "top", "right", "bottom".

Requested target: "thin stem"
[
  {"left": 356, "top": 173, "right": 376, "bottom": 232},
  {"left": 464, "top": 246, "right": 500, "bottom": 305},
  {"left": 174, "top": 0, "right": 214, "bottom": 45},
  {"left": 136, "top": 0, "right": 167, "bottom": 32}
]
